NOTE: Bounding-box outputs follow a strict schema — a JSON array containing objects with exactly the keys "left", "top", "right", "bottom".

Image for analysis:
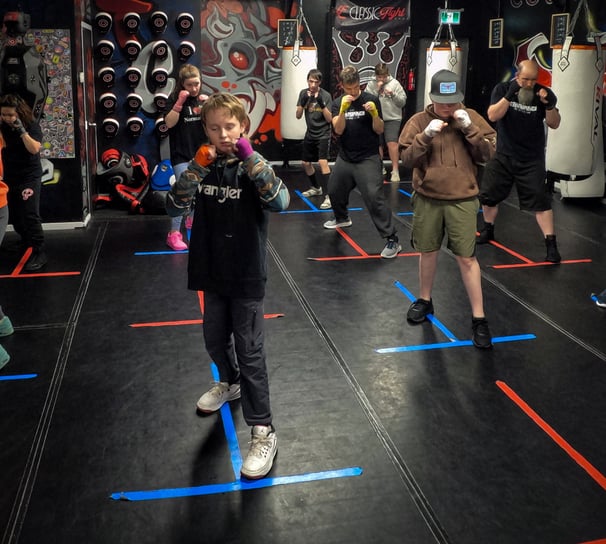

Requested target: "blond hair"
[{"left": 201, "top": 92, "right": 249, "bottom": 131}]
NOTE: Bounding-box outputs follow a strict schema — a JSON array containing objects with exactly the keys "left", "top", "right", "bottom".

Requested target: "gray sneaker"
[
  {"left": 241, "top": 425, "right": 278, "bottom": 479},
  {"left": 320, "top": 195, "right": 332, "bottom": 209},
  {"left": 323, "top": 217, "right": 352, "bottom": 229},
  {"left": 196, "top": 382, "right": 241, "bottom": 413},
  {"left": 380, "top": 237, "right": 402, "bottom": 258}
]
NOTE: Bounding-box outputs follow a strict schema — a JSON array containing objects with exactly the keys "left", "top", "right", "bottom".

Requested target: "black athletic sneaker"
[
  {"left": 476, "top": 223, "right": 494, "bottom": 244},
  {"left": 24, "top": 250, "right": 48, "bottom": 272},
  {"left": 472, "top": 317, "right": 492, "bottom": 349},
  {"left": 545, "top": 235, "right": 561, "bottom": 263},
  {"left": 406, "top": 298, "right": 434, "bottom": 323}
]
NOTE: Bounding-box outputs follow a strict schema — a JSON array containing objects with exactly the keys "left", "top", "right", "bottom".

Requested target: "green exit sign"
[{"left": 439, "top": 9, "right": 462, "bottom": 25}]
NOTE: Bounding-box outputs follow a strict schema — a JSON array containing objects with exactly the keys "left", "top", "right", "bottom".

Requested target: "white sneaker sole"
[{"left": 323, "top": 220, "right": 352, "bottom": 229}]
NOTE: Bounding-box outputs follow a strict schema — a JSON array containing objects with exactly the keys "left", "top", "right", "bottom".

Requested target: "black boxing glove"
[
  {"left": 299, "top": 92, "right": 310, "bottom": 108},
  {"left": 504, "top": 80, "right": 520, "bottom": 102},
  {"left": 13, "top": 118, "right": 26, "bottom": 135},
  {"left": 315, "top": 94, "right": 325, "bottom": 109},
  {"left": 544, "top": 91, "right": 557, "bottom": 111}
]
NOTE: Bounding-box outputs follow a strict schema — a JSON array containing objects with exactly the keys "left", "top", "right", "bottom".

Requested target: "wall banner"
[
  {"left": 333, "top": 0, "right": 410, "bottom": 34},
  {"left": 330, "top": 0, "right": 411, "bottom": 89}
]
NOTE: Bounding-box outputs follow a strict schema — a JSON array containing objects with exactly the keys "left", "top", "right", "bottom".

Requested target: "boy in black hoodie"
[{"left": 166, "top": 92, "right": 289, "bottom": 479}]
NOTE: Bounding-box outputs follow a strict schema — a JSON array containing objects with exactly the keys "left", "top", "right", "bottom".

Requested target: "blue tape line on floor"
[
  {"left": 134, "top": 250, "right": 188, "bottom": 255},
  {"left": 0, "top": 373, "right": 37, "bottom": 381},
  {"left": 279, "top": 207, "right": 363, "bottom": 215},
  {"left": 376, "top": 334, "right": 536, "bottom": 353},
  {"left": 110, "top": 467, "right": 363, "bottom": 501},
  {"left": 393, "top": 281, "right": 458, "bottom": 340},
  {"left": 210, "top": 362, "right": 242, "bottom": 478}
]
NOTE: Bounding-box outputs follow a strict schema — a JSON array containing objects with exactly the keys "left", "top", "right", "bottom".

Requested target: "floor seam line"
[
  {"left": 268, "top": 240, "right": 451, "bottom": 544},
  {"left": 2, "top": 223, "right": 109, "bottom": 544}
]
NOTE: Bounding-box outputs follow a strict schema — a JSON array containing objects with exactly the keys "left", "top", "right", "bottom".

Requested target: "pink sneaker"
[
  {"left": 166, "top": 231, "right": 187, "bottom": 251},
  {"left": 185, "top": 215, "right": 193, "bottom": 230}
]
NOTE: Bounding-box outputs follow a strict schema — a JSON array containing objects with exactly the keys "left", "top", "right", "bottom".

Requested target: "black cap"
[{"left": 429, "top": 69, "right": 463, "bottom": 104}]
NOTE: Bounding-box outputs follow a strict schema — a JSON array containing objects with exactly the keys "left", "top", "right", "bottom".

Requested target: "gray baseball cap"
[{"left": 429, "top": 69, "right": 464, "bottom": 104}]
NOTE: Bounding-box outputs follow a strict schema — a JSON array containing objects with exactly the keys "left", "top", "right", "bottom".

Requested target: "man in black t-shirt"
[
  {"left": 323, "top": 65, "right": 401, "bottom": 259},
  {"left": 296, "top": 69, "right": 333, "bottom": 209},
  {"left": 477, "top": 60, "right": 562, "bottom": 263}
]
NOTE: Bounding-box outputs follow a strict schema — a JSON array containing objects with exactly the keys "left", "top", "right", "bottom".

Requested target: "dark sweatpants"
[
  {"left": 328, "top": 154, "right": 396, "bottom": 238},
  {"left": 202, "top": 291, "right": 272, "bottom": 427},
  {"left": 7, "top": 179, "right": 44, "bottom": 250}
]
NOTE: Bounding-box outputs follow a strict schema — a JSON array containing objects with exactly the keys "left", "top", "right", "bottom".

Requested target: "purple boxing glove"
[{"left": 234, "top": 138, "right": 254, "bottom": 161}]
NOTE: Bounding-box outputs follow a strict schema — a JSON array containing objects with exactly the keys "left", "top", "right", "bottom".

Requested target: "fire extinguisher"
[{"left": 407, "top": 67, "right": 416, "bottom": 92}]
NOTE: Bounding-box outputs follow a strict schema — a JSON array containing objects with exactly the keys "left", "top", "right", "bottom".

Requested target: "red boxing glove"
[
  {"left": 234, "top": 138, "right": 254, "bottom": 161},
  {"left": 194, "top": 144, "right": 215, "bottom": 167},
  {"left": 173, "top": 90, "right": 190, "bottom": 113}
]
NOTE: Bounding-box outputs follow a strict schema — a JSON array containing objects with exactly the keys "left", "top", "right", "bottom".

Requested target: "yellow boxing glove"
[
  {"left": 366, "top": 102, "right": 379, "bottom": 118},
  {"left": 339, "top": 98, "right": 352, "bottom": 115}
]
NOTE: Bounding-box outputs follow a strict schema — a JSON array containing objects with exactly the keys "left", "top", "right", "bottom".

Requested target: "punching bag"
[
  {"left": 546, "top": 38, "right": 605, "bottom": 177},
  {"left": 424, "top": 41, "right": 463, "bottom": 108},
  {"left": 280, "top": 7, "right": 317, "bottom": 141}
]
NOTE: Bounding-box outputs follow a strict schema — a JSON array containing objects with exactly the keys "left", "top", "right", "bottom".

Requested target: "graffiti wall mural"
[{"left": 199, "top": 0, "right": 285, "bottom": 159}]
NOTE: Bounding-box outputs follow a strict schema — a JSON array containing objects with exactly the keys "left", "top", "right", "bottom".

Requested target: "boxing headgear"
[
  {"left": 123, "top": 39, "right": 141, "bottom": 62},
  {"left": 175, "top": 12, "right": 194, "bottom": 36},
  {"left": 101, "top": 148, "right": 121, "bottom": 168},
  {"left": 99, "top": 92, "right": 118, "bottom": 115},
  {"left": 151, "top": 40, "right": 169, "bottom": 61},
  {"left": 125, "top": 66, "right": 142, "bottom": 88},
  {"left": 178, "top": 41, "right": 196, "bottom": 62},
  {"left": 149, "top": 11, "right": 168, "bottom": 34},
  {"left": 122, "top": 12, "right": 141, "bottom": 35},
  {"left": 151, "top": 67, "right": 169, "bottom": 88},
  {"left": 126, "top": 93, "right": 142, "bottom": 114},
  {"left": 98, "top": 148, "right": 133, "bottom": 185},
  {"left": 151, "top": 159, "right": 176, "bottom": 190},
  {"left": 154, "top": 116, "right": 169, "bottom": 138},
  {"left": 98, "top": 66, "right": 116, "bottom": 89},
  {"left": 101, "top": 118, "right": 120, "bottom": 139},
  {"left": 95, "top": 39, "right": 114, "bottom": 62},
  {"left": 153, "top": 93, "right": 169, "bottom": 112},
  {"left": 94, "top": 12, "right": 112, "bottom": 34},
  {"left": 126, "top": 116, "right": 144, "bottom": 137}
]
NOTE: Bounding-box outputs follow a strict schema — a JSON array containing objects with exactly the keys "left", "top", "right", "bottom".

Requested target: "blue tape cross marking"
[
  {"left": 109, "top": 362, "right": 363, "bottom": 501},
  {"left": 110, "top": 467, "right": 363, "bottom": 501},
  {"left": 377, "top": 334, "right": 536, "bottom": 353},
  {"left": 394, "top": 281, "right": 458, "bottom": 340},
  {"left": 279, "top": 190, "right": 362, "bottom": 215},
  {"left": 0, "top": 373, "right": 37, "bottom": 382},
  {"left": 379, "top": 281, "right": 536, "bottom": 352}
]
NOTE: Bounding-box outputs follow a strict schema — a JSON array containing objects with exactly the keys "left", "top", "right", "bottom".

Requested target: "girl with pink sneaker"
[{"left": 163, "top": 64, "right": 209, "bottom": 250}]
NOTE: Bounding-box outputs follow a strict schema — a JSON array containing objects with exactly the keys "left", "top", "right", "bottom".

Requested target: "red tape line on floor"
[{"left": 497, "top": 380, "right": 606, "bottom": 491}]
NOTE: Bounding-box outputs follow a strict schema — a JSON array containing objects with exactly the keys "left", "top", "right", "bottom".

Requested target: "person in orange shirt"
[{"left": 0, "top": 133, "right": 15, "bottom": 370}]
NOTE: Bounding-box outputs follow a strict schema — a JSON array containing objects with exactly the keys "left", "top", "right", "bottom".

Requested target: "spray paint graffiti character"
[{"left": 200, "top": 0, "right": 283, "bottom": 147}]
